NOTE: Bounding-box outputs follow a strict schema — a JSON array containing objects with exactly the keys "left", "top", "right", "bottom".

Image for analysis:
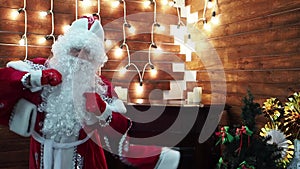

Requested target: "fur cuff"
[
  {"left": 109, "top": 99, "right": 127, "bottom": 114},
  {"left": 30, "top": 70, "right": 42, "bottom": 87},
  {"left": 9, "top": 99, "right": 37, "bottom": 137},
  {"left": 6, "top": 60, "right": 31, "bottom": 72},
  {"left": 155, "top": 147, "right": 180, "bottom": 169},
  {"left": 96, "top": 102, "right": 112, "bottom": 121}
]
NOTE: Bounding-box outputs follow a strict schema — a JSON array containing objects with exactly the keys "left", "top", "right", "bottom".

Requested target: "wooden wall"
[
  {"left": 0, "top": 0, "right": 185, "bottom": 103},
  {"left": 0, "top": 0, "right": 300, "bottom": 168},
  {"left": 186, "top": 0, "right": 300, "bottom": 107},
  {"left": 0, "top": 0, "right": 182, "bottom": 168}
]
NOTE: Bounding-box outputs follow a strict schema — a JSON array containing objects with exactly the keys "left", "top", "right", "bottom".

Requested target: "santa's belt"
[{"left": 32, "top": 131, "right": 94, "bottom": 169}]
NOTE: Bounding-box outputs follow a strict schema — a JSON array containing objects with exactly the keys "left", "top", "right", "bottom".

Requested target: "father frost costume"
[{"left": 0, "top": 17, "right": 180, "bottom": 169}]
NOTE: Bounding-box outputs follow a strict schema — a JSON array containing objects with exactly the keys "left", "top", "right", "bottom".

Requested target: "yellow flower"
[
  {"left": 283, "top": 92, "right": 300, "bottom": 140},
  {"left": 262, "top": 98, "right": 283, "bottom": 121},
  {"left": 260, "top": 122, "right": 294, "bottom": 168}
]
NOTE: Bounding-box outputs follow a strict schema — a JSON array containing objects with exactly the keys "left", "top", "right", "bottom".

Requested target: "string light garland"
[
  {"left": 17, "top": 0, "right": 28, "bottom": 60},
  {"left": 118, "top": 0, "right": 158, "bottom": 88},
  {"left": 194, "top": 0, "right": 220, "bottom": 31},
  {"left": 43, "top": 0, "right": 55, "bottom": 43}
]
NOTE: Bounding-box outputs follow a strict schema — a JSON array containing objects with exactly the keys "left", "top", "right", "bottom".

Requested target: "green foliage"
[
  {"left": 241, "top": 90, "right": 262, "bottom": 132},
  {"left": 215, "top": 90, "right": 281, "bottom": 169}
]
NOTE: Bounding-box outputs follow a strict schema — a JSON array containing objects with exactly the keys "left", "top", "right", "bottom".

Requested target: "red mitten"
[
  {"left": 41, "top": 69, "right": 62, "bottom": 86},
  {"left": 84, "top": 92, "right": 107, "bottom": 116}
]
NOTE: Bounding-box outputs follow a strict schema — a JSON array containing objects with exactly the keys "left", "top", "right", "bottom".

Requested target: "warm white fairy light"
[
  {"left": 115, "top": 47, "right": 123, "bottom": 57},
  {"left": 105, "top": 39, "right": 112, "bottom": 47},
  {"left": 39, "top": 11, "right": 48, "bottom": 17},
  {"left": 211, "top": 0, "right": 220, "bottom": 25},
  {"left": 82, "top": 0, "right": 92, "bottom": 7},
  {"left": 117, "top": 0, "right": 158, "bottom": 93},
  {"left": 207, "top": 0, "right": 213, "bottom": 9},
  {"left": 168, "top": 0, "right": 176, "bottom": 6},
  {"left": 11, "top": 10, "right": 20, "bottom": 19},
  {"left": 111, "top": 1, "right": 120, "bottom": 8},
  {"left": 19, "top": 37, "right": 26, "bottom": 46},
  {"left": 143, "top": 0, "right": 151, "bottom": 7},
  {"left": 211, "top": 12, "right": 219, "bottom": 25},
  {"left": 150, "top": 68, "right": 158, "bottom": 77},
  {"left": 63, "top": 25, "right": 71, "bottom": 33},
  {"left": 119, "top": 66, "right": 128, "bottom": 74},
  {"left": 203, "top": 20, "right": 211, "bottom": 31},
  {"left": 162, "top": 0, "right": 169, "bottom": 5},
  {"left": 194, "top": 0, "right": 220, "bottom": 31},
  {"left": 17, "top": 0, "right": 28, "bottom": 60},
  {"left": 136, "top": 82, "right": 144, "bottom": 94},
  {"left": 128, "top": 26, "right": 136, "bottom": 34},
  {"left": 42, "top": 0, "right": 56, "bottom": 43},
  {"left": 38, "top": 37, "right": 47, "bottom": 44}
]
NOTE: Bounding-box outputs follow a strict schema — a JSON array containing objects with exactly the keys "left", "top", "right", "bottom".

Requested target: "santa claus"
[{"left": 0, "top": 16, "right": 180, "bottom": 169}]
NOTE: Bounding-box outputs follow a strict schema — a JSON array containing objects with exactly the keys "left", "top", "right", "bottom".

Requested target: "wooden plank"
[
  {"left": 102, "top": 70, "right": 184, "bottom": 82},
  {"left": 0, "top": 45, "right": 51, "bottom": 61},
  {"left": 187, "top": 38, "right": 300, "bottom": 70},
  {"left": 209, "top": 8, "right": 300, "bottom": 38},
  {"left": 106, "top": 50, "right": 185, "bottom": 62},
  {"left": 197, "top": 0, "right": 300, "bottom": 26},
  {"left": 208, "top": 23, "right": 300, "bottom": 48},
  {"left": 196, "top": 69, "right": 300, "bottom": 83},
  {"left": 237, "top": 53, "right": 300, "bottom": 70},
  {"left": 0, "top": 31, "right": 174, "bottom": 48}
]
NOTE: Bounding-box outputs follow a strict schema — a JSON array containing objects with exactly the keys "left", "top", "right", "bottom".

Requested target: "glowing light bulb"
[
  {"left": 38, "top": 37, "right": 46, "bottom": 44},
  {"left": 11, "top": 10, "right": 20, "bottom": 19},
  {"left": 203, "top": 22, "right": 211, "bottom": 31},
  {"left": 211, "top": 16, "right": 219, "bottom": 25},
  {"left": 143, "top": 1, "right": 151, "bottom": 8},
  {"left": 120, "top": 66, "right": 128, "bottom": 74},
  {"left": 105, "top": 39, "right": 112, "bottom": 47},
  {"left": 63, "top": 25, "right": 71, "bottom": 33},
  {"left": 162, "top": 0, "right": 169, "bottom": 5},
  {"left": 19, "top": 38, "right": 25, "bottom": 46},
  {"left": 155, "top": 46, "right": 163, "bottom": 53},
  {"left": 157, "top": 25, "right": 165, "bottom": 32},
  {"left": 111, "top": 1, "right": 120, "bottom": 8},
  {"left": 211, "top": 12, "right": 220, "bottom": 25},
  {"left": 115, "top": 47, "right": 123, "bottom": 57},
  {"left": 136, "top": 83, "right": 144, "bottom": 94},
  {"left": 40, "top": 11, "right": 48, "bottom": 17},
  {"left": 168, "top": 1, "right": 175, "bottom": 6},
  {"left": 128, "top": 26, "right": 136, "bottom": 34},
  {"left": 82, "top": 0, "right": 92, "bottom": 7},
  {"left": 207, "top": 0, "right": 213, "bottom": 9},
  {"left": 150, "top": 68, "right": 157, "bottom": 77}
]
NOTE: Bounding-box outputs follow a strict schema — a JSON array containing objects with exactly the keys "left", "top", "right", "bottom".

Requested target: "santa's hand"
[
  {"left": 84, "top": 92, "right": 112, "bottom": 122},
  {"left": 41, "top": 69, "right": 62, "bottom": 86},
  {"left": 26, "top": 69, "right": 62, "bottom": 89}
]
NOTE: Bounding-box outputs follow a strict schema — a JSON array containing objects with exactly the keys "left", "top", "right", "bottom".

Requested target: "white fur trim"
[
  {"left": 109, "top": 99, "right": 127, "bottom": 114},
  {"left": 9, "top": 99, "right": 37, "bottom": 137},
  {"left": 7, "top": 60, "right": 32, "bottom": 72},
  {"left": 96, "top": 102, "right": 112, "bottom": 121},
  {"left": 155, "top": 147, "right": 180, "bottom": 169},
  {"left": 30, "top": 70, "right": 42, "bottom": 87},
  {"left": 90, "top": 20, "right": 104, "bottom": 40}
]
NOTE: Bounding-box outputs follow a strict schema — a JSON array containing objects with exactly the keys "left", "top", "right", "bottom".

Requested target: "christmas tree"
[{"left": 215, "top": 90, "right": 296, "bottom": 169}]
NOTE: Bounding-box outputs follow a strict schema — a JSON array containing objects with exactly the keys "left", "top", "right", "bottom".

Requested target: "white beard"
[{"left": 41, "top": 54, "right": 99, "bottom": 139}]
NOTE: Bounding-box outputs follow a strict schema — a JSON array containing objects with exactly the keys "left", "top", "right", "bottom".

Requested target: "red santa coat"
[
  {"left": 0, "top": 58, "right": 176, "bottom": 169},
  {"left": 0, "top": 58, "right": 109, "bottom": 169}
]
